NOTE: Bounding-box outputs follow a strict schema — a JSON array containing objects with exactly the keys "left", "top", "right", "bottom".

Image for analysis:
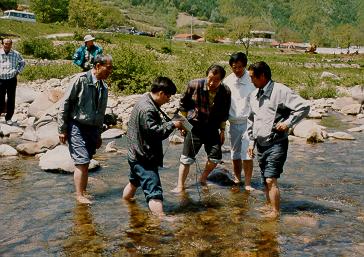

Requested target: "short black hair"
[
  {"left": 151, "top": 76, "right": 177, "bottom": 95},
  {"left": 248, "top": 61, "right": 272, "bottom": 81},
  {"left": 206, "top": 64, "right": 226, "bottom": 80},
  {"left": 229, "top": 52, "right": 248, "bottom": 67}
]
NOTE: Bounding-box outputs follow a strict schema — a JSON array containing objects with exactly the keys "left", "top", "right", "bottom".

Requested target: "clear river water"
[{"left": 1, "top": 113, "right": 363, "bottom": 256}]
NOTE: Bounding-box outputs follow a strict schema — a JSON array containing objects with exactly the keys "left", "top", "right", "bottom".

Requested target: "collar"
[
  {"left": 256, "top": 80, "right": 274, "bottom": 98},
  {"left": 0, "top": 48, "right": 12, "bottom": 55}
]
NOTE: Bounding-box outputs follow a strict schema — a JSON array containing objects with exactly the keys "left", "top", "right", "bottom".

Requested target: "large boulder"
[
  {"left": 0, "top": 144, "right": 18, "bottom": 156},
  {"left": 39, "top": 145, "right": 99, "bottom": 173},
  {"left": 16, "top": 137, "right": 59, "bottom": 155},
  {"left": 293, "top": 120, "right": 325, "bottom": 143},
  {"left": 16, "top": 86, "right": 40, "bottom": 104},
  {"left": 28, "top": 89, "right": 64, "bottom": 119},
  {"left": 351, "top": 85, "right": 364, "bottom": 104}
]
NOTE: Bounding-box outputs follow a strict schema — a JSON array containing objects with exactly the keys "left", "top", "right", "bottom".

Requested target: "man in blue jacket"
[{"left": 73, "top": 35, "right": 103, "bottom": 71}]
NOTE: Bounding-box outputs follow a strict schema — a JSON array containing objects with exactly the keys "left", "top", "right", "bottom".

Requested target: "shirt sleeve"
[
  {"left": 58, "top": 79, "right": 79, "bottom": 133},
  {"left": 17, "top": 53, "right": 25, "bottom": 74},
  {"left": 142, "top": 109, "right": 175, "bottom": 141},
  {"left": 283, "top": 88, "right": 310, "bottom": 128}
]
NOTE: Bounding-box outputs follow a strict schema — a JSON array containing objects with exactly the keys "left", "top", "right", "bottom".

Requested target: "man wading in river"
[
  {"left": 58, "top": 55, "right": 112, "bottom": 204},
  {"left": 247, "top": 61, "right": 310, "bottom": 218},
  {"left": 122, "top": 77, "right": 183, "bottom": 218}
]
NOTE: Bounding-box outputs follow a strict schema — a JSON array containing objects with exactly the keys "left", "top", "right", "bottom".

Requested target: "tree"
[
  {"left": 332, "top": 24, "right": 357, "bottom": 50},
  {"left": 0, "top": 0, "right": 17, "bottom": 10},
  {"left": 68, "top": 0, "right": 103, "bottom": 29},
  {"left": 204, "top": 25, "right": 225, "bottom": 43},
  {"left": 309, "top": 23, "right": 330, "bottom": 47},
  {"left": 225, "top": 16, "right": 263, "bottom": 56},
  {"left": 30, "top": 0, "right": 69, "bottom": 23}
]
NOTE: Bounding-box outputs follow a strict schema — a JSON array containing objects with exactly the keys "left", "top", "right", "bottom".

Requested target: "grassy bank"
[{"left": 3, "top": 21, "right": 363, "bottom": 99}]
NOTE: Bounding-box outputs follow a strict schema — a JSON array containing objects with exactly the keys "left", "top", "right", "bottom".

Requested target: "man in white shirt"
[
  {"left": 224, "top": 52, "right": 255, "bottom": 191},
  {"left": 247, "top": 61, "right": 310, "bottom": 218}
]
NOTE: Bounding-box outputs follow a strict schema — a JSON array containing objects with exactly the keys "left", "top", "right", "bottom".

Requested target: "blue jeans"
[{"left": 128, "top": 160, "right": 163, "bottom": 203}]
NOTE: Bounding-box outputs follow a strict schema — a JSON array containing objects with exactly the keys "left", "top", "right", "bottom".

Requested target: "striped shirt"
[{"left": 0, "top": 48, "right": 25, "bottom": 79}]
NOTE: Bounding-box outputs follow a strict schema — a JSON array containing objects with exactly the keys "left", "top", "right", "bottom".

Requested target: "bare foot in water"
[
  {"left": 76, "top": 195, "right": 92, "bottom": 204},
  {"left": 256, "top": 204, "right": 272, "bottom": 213},
  {"left": 261, "top": 211, "right": 280, "bottom": 219},
  {"left": 171, "top": 187, "right": 184, "bottom": 193},
  {"left": 244, "top": 185, "right": 255, "bottom": 191}
]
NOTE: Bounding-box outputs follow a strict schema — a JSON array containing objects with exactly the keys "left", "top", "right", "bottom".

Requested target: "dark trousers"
[{"left": 0, "top": 77, "right": 17, "bottom": 121}]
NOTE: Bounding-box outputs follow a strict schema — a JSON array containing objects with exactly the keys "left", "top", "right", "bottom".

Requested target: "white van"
[{"left": 1, "top": 10, "right": 36, "bottom": 23}]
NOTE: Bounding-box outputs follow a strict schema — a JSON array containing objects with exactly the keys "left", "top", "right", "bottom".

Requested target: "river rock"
[
  {"left": 36, "top": 121, "right": 59, "bottom": 140},
  {"left": 39, "top": 145, "right": 99, "bottom": 172},
  {"left": 307, "top": 110, "right": 323, "bottom": 119},
  {"left": 21, "top": 125, "right": 38, "bottom": 141},
  {"left": 283, "top": 215, "right": 319, "bottom": 228},
  {"left": 332, "top": 97, "right": 357, "bottom": 111},
  {"left": 101, "top": 128, "right": 123, "bottom": 139},
  {"left": 16, "top": 86, "right": 40, "bottom": 104},
  {"left": 320, "top": 71, "right": 340, "bottom": 80},
  {"left": 350, "top": 85, "right": 364, "bottom": 104},
  {"left": 341, "top": 104, "right": 362, "bottom": 115},
  {"left": 169, "top": 134, "right": 184, "bottom": 144},
  {"left": 347, "top": 125, "right": 364, "bottom": 132},
  {"left": 16, "top": 137, "right": 59, "bottom": 155},
  {"left": 328, "top": 131, "right": 355, "bottom": 140},
  {"left": 0, "top": 124, "right": 23, "bottom": 137},
  {"left": 293, "top": 120, "right": 325, "bottom": 143},
  {"left": 0, "top": 144, "right": 18, "bottom": 156},
  {"left": 28, "top": 89, "right": 64, "bottom": 119},
  {"left": 207, "top": 167, "right": 235, "bottom": 186},
  {"left": 104, "top": 141, "right": 118, "bottom": 152}
]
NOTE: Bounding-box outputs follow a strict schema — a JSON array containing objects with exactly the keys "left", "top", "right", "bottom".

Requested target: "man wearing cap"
[{"left": 73, "top": 35, "right": 103, "bottom": 71}]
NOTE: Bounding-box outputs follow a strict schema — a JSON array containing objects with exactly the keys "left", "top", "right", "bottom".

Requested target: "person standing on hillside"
[
  {"left": 122, "top": 77, "right": 183, "bottom": 218},
  {"left": 224, "top": 52, "right": 256, "bottom": 191},
  {"left": 58, "top": 55, "right": 112, "bottom": 204},
  {"left": 73, "top": 35, "right": 103, "bottom": 71},
  {"left": 171, "top": 64, "right": 231, "bottom": 193},
  {"left": 247, "top": 61, "right": 310, "bottom": 218},
  {"left": 0, "top": 38, "right": 25, "bottom": 125}
]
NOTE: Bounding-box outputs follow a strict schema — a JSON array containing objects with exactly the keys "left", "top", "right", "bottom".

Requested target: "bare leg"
[
  {"left": 262, "top": 178, "right": 280, "bottom": 218},
  {"left": 232, "top": 159, "right": 242, "bottom": 184},
  {"left": 74, "top": 163, "right": 92, "bottom": 204},
  {"left": 243, "top": 160, "right": 254, "bottom": 190},
  {"left": 122, "top": 182, "right": 137, "bottom": 200},
  {"left": 199, "top": 160, "right": 218, "bottom": 184},
  {"left": 171, "top": 163, "right": 190, "bottom": 193},
  {"left": 148, "top": 199, "right": 164, "bottom": 217}
]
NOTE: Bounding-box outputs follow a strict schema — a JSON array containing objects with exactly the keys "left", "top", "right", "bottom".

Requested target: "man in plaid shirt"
[
  {"left": 0, "top": 38, "right": 25, "bottom": 125},
  {"left": 172, "top": 64, "right": 231, "bottom": 193}
]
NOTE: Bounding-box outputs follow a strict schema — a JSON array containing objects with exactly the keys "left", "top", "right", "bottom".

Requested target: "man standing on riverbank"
[
  {"left": 73, "top": 35, "right": 103, "bottom": 71},
  {"left": 122, "top": 77, "right": 183, "bottom": 218},
  {"left": 247, "top": 61, "right": 310, "bottom": 218},
  {"left": 0, "top": 38, "right": 25, "bottom": 125},
  {"left": 224, "top": 52, "right": 255, "bottom": 190},
  {"left": 58, "top": 55, "right": 112, "bottom": 204},
  {"left": 171, "top": 64, "right": 231, "bottom": 193}
]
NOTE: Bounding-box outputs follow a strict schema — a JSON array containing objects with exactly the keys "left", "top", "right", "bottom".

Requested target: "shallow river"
[{"left": 1, "top": 113, "right": 363, "bottom": 256}]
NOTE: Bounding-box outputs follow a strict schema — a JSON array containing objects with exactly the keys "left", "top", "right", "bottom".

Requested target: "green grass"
[{"left": 4, "top": 21, "right": 364, "bottom": 99}]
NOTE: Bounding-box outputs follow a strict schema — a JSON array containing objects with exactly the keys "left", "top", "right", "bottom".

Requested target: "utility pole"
[{"left": 190, "top": 13, "right": 193, "bottom": 40}]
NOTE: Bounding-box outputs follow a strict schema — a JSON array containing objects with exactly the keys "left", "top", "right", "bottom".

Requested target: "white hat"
[{"left": 84, "top": 35, "right": 95, "bottom": 42}]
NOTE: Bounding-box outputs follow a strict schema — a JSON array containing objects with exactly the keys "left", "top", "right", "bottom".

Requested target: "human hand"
[
  {"left": 248, "top": 146, "right": 255, "bottom": 159},
  {"left": 275, "top": 122, "right": 289, "bottom": 132},
  {"left": 220, "top": 130, "right": 225, "bottom": 144},
  {"left": 59, "top": 133, "right": 67, "bottom": 144},
  {"left": 173, "top": 120, "right": 183, "bottom": 130}
]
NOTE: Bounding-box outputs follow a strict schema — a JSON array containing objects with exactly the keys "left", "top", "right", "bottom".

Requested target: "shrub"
[
  {"left": 20, "top": 38, "right": 58, "bottom": 59},
  {"left": 57, "top": 42, "right": 78, "bottom": 60},
  {"left": 20, "top": 63, "right": 79, "bottom": 81},
  {"left": 160, "top": 46, "right": 172, "bottom": 54},
  {"left": 109, "top": 44, "right": 162, "bottom": 94}
]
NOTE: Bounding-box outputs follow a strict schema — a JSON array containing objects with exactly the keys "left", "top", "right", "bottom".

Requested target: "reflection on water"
[{"left": 0, "top": 115, "right": 363, "bottom": 256}]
